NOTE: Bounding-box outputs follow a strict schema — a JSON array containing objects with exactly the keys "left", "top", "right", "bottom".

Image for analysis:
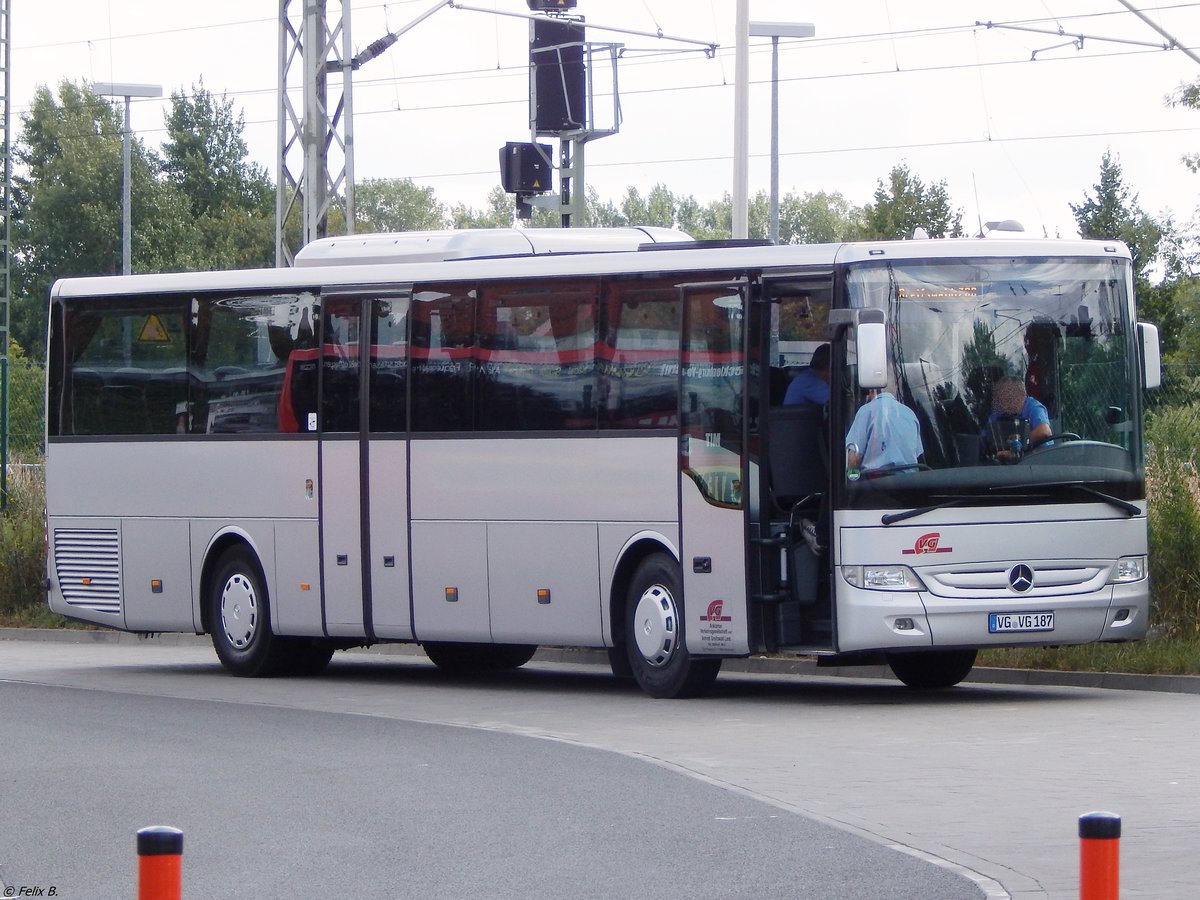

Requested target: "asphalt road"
[
  {"left": 0, "top": 671, "right": 979, "bottom": 899},
  {"left": 3, "top": 634, "right": 1199, "bottom": 898}
]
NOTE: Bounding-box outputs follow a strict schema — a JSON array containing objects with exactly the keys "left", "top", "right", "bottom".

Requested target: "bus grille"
[
  {"left": 54, "top": 529, "right": 121, "bottom": 614},
  {"left": 921, "top": 563, "right": 1107, "bottom": 599}
]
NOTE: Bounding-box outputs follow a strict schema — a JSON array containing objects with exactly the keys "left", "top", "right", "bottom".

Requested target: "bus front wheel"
[
  {"left": 280, "top": 638, "right": 336, "bottom": 676},
  {"left": 209, "top": 547, "right": 289, "bottom": 677},
  {"left": 886, "top": 649, "right": 977, "bottom": 689},
  {"left": 624, "top": 554, "right": 721, "bottom": 699}
]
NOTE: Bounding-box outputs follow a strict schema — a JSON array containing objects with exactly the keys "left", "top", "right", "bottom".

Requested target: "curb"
[{"left": 4, "top": 627, "right": 1198, "bottom": 694}]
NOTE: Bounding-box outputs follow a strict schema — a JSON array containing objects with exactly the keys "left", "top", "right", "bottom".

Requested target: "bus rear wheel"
[
  {"left": 886, "top": 649, "right": 977, "bottom": 689},
  {"left": 624, "top": 554, "right": 721, "bottom": 699},
  {"left": 209, "top": 547, "right": 290, "bottom": 677},
  {"left": 422, "top": 642, "right": 538, "bottom": 672}
]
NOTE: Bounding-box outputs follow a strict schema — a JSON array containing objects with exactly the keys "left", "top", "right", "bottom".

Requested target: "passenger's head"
[
  {"left": 810, "top": 343, "right": 831, "bottom": 379},
  {"left": 992, "top": 376, "right": 1027, "bottom": 415}
]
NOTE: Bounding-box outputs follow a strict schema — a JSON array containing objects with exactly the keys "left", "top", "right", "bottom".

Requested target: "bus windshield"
[{"left": 838, "top": 255, "right": 1143, "bottom": 509}]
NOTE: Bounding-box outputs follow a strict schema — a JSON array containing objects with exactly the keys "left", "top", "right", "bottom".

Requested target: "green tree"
[
  {"left": 1167, "top": 79, "right": 1200, "bottom": 174},
  {"left": 678, "top": 193, "right": 732, "bottom": 240},
  {"left": 645, "top": 184, "right": 678, "bottom": 228},
  {"left": 580, "top": 185, "right": 624, "bottom": 227},
  {"left": 1070, "top": 151, "right": 1162, "bottom": 281},
  {"left": 11, "top": 82, "right": 197, "bottom": 355},
  {"left": 777, "top": 190, "right": 862, "bottom": 244},
  {"left": 162, "top": 83, "right": 275, "bottom": 270},
  {"left": 162, "top": 82, "right": 273, "bottom": 220},
  {"left": 619, "top": 186, "right": 650, "bottom": 226},
  {"left": 859, "top": 162, "right": 963, "bottom": 239},
  {"left": 451, "top": 186, "right": 516, "bottom": 228},
  {"left": 1069, "top": 151, "right": 1180, "bottom": 351},
  {"left": 355, "top": 178, "right": 448, "bottom": 232}
]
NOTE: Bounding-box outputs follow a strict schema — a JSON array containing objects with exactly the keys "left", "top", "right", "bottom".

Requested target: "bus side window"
[
  {"left": 62, "top": 301, "right": 188, "bottom": 436},
  {"left": 202, "top": 293, "right": 313, "bottom": 435},
  {"left": 598, "top": 277, "right": 680, "bottom": 430},
  {"left": 476, "top": 279, "right": 597, "bottom": 432},
  {"left": 368, "top": 297, "right": 409, "bottom": 433},
  {"left": 319, "top": 298, "right": 362, "bottom": 433},
  {"left": 410, "top": 284, "right": 476, "bottom": 433}
]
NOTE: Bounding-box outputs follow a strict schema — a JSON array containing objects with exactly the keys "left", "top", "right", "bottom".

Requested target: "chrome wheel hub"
[
  {"left": 220, "top": 573, "right": 258, "bottom": 650},
  {"left": 633, "top": 584, "right": 677, "bottom": 668}
]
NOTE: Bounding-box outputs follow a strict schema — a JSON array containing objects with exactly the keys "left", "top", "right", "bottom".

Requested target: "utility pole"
[
  {"left": 0, "top": 0, "right": 8, "bottom": 358},
  {"left": 94, "top": 83, "right": 164, "bottom": 275},
  {"left": 0, "top": 0, "right": 10, "bottom": 509}
]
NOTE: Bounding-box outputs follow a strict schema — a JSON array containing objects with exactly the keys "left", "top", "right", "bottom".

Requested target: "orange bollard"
[
  {"left": 137, "top": 826, "right": 183, "bottom": 900},
  {"left": 1078, "top": 811, "right": 1120, "bottom": 900}
]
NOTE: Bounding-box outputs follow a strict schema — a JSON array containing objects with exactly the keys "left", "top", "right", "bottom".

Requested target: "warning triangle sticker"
[{"left": 138, "top": 315, "right": 172, "bottom": 343}]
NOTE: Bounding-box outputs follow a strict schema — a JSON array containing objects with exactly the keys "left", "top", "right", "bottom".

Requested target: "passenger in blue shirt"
[
  {"left": 844, "top": 386, "right": 924, "bottom": 473},
  {"left": 987, "top": 376, "right": 1052, "bottom": 458},
  {"left": 783, "top": 343, "right": 830, "bottom": 407}
]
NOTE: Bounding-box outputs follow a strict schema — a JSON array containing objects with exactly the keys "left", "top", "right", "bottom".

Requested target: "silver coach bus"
[{"left": 45, "top": 228, "right": 1159, "bottom": 697}]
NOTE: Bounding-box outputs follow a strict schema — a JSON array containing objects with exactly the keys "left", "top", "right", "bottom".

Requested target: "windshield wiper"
[
  {"left": 880, "top": 481, "right": 1139, "bottom": 526},
  {"left": 992, "top": 481, "right": 1140, "bottom": 517},
  {"left": 881, "top": 497, "right": 971, "bottom": 525}
]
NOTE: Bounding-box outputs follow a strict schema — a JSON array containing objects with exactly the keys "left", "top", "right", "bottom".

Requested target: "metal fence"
[{"left": 2, "top": 357, "right": 44, "bottom": 460}]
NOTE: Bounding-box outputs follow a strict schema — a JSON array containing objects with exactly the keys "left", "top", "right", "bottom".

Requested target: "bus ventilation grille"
[{"left": 54, "top": 529, "right": 121, "bottom": 615}]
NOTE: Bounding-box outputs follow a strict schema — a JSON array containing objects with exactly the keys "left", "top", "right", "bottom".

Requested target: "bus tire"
[
  {"left": 886, "top": 649, "right": 977, "bottom": 689},
  {"left": 607, "top": 646, "right": 635, "bottom": 680},
  {"left": 209, "top": 547, "right": 289, "bottom": 677},
  {"left": 624, "top": 553, "right": 721, "bottom": 699},
  {"left": 279, "top": 638, "right": 336, "bottom": 676},
  {"left": 422, "top": 642, "right": 537, "bottom": 672}
]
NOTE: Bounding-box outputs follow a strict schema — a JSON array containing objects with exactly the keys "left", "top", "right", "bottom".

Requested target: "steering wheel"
[
  {"left": 1030, "top": 432, "right": 1082, "bottom": 450},
  {"left": 861, "top": 462, "right": 931, "bottom": 478}
]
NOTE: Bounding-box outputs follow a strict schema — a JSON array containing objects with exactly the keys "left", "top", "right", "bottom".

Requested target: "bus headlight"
[
  {"left": 842, "top": 565, "right": 926, "bottom": 591},
  {"left": 1110, "top": 556, "right": 1147, "bottom": 583}
]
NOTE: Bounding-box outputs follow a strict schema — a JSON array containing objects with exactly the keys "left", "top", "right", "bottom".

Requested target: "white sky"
[{"left": 11, "top": 1, "right": 1200, "bottom": 239}]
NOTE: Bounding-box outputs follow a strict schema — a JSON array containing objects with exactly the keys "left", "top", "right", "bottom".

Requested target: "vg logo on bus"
[{"left": 901, "top": 532, "right": 953, "bottom": 555}]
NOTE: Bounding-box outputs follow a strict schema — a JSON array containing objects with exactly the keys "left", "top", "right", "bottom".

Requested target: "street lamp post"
[
  {"left": 94, "top": 82, "right": 163, "bottom": 275},
  {"left": 748, "top": 22, "right": 815, "bottom": 245}
]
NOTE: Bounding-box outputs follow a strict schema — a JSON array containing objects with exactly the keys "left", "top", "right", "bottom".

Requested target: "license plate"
[{"left": 989, "top": 611, "right": 1054, "bottom": 634}]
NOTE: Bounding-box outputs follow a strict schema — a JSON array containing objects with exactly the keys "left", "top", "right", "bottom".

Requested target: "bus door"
[
  {"left": 317, "top": 293, "right": 413, "bottom": 641},
  {"left": 754, "top": 274, "right": 837, "bottom": 651},
  {"left": 678, "top": 281, "right": 751, "bottom": 658}
]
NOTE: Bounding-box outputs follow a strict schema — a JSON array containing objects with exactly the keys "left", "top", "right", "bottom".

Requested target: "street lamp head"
[
  {"left": 748, "top": 21, "right": 816, "bottom": 39},
  {"left": 92, "top": 82, "right": 163, "bottom": 99}
]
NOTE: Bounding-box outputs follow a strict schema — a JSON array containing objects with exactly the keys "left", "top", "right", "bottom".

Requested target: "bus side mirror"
[
  {"left": 1138, "top": 322, "right": 1161, "bottom": 389},
  {"left": 827, "top": 308, "right": 888, "bottom": 389},
  {"left": 858, "top": 322, "right": 887, "bottom": 389}
]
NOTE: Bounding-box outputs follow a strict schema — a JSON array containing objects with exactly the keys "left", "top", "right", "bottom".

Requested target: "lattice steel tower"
[{"left": 277, "top": 0, "right": 356, "bottom": 267}]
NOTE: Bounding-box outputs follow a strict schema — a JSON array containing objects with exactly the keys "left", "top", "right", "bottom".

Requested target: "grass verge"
[{"left": 980, "top": 636, "right": 1200, "bottom": 677}]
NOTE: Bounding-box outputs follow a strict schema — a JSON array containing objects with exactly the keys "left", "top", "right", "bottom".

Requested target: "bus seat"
[
  {"left": 143, "top": 367, "right": 188, "bottom": 433},
  {"left": 69, "top": 368, "right": 105, "bottom": 435},
  {"left": 954, "top": 433, "right": 981, "bottom": 466},
  {"left": 768, "top": 405, "right": 827, "bottom": 512},
  {"left": 105, "top": 369, "right": 151, "bottom": 434}
]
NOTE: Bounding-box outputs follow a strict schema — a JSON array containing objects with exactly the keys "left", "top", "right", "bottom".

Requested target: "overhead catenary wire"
[
  {"left": 12, "top": 4, "right": 1200, "bottom": 199},
  {"left": 1115, "top": 0, "right": 1200, "bottom": 66},
  {"left": 27, "top": 39, "right": 1198, "bottom": 178}
]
